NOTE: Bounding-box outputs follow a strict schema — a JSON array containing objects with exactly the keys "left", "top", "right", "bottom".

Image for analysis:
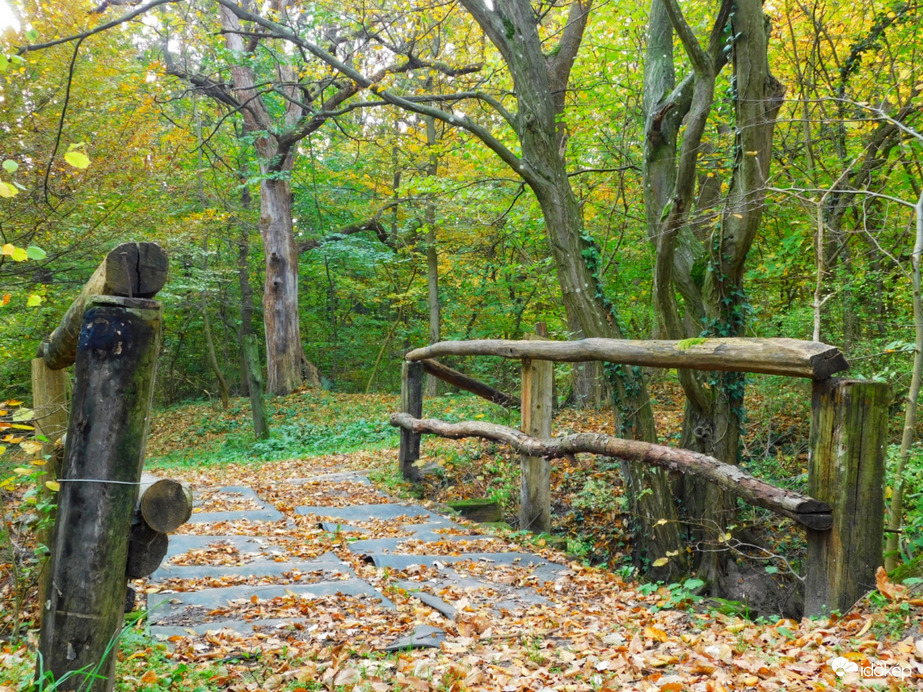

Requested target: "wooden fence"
[
  {"left": 31, "top": 243, "right": 191, "bottom": 692},
  {"left": 391, "top": 328, "right": 889, "bottom": 617}
]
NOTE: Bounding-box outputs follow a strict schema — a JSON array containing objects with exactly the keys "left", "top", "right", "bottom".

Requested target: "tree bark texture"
[
  {"left": 642, "top": 0, "right": 786, "bottom": 582},
  {"left": 390, "top": 413, "right": 832, "bottom": 530},
  {"left": 424, "top": 115, "right": 441, "bottom": 398},
  {"left": 218, "top": 5, "right": 319, "bottom": 395},
  {"left": 399, "top": 361, "right": 424, "bottom": 480},
  {"left": 243, "top": 333, "right": 270, "bottom": 439},
  {"left": 37, "top": 296, "right": 161, "bottom": 691},
  {"left": 806, "top": 379, "right": 889, "bottom": 616},
  {"left": 406, "top": 338, "right": 847, "bottom": 379}
]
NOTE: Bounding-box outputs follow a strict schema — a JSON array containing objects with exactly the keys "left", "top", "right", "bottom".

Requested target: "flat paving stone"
[
  {"left": 148, "top": 581, "right": 395, "bottom": 638},
  {"left": 161, "top": 534, "right": 293, "bottom": 561},
  {"left": 152, "top": 551, "right": 350, "bottom": 582},
  {"left": 346, "top": 534, "right": 498, "bottom": 555},
  {"left": 319, "top": 521, "right": 371, "bottom": 534},
  {"left": 286, "top": 471, "right": 374, "bottom": 485},
  {"left": 380, "top": 625, "right": 445, "bottom": 651},
  {"left": 398, "top": 565, "right": 552, "bottom": 617},
  {"left": 189, "top": 486, "right": 285, "bottom": 523},
  {"left": 367, "top": 551, "right": 567, "bottom": 579},
  {"left": 295, "top": 503, "right": 446, "bottom": 523}
]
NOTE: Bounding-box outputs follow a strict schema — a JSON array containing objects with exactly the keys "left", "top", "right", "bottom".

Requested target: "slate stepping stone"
[
  {"left": 147, "top": 580, "right": 394, "bottom": 638},
  {"left": 398, "top": 565, "right": 552, "bottom": 618},
  {"left": 380, "top": 625, "right": 445, "bottom": 651},
  {"left": 295, "top": 503, "right": 447, "bottom": 523},
  {"left": 151, "top": 548, "right": 349, "bottom": 582},
  {"left": 346, "top": 534, "right": 496, "bottom": 555},
  {"left": 189, "top": 486, "right": 285, "bottom": 524},
  {"left": 286, "top": 471, "right": 374, "bottom": 485}
]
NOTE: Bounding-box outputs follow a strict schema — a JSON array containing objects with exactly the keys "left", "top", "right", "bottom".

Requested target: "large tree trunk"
[
  {"left": 218, "top": 5, "right": 317, "bottom": 396},
  {"left": 424, "top": 115, "right": 441, "bottom": 398},
  {"left": 259, "top": 175, "right": 307, "bottom": 395},
  {"left": 643, "top": 0, "right": 784, "bottom": 584},
  {"left": 456, "top": 0, "right": 684, "bottom": 579}
]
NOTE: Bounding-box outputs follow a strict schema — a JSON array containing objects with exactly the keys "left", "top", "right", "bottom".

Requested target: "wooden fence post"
[
  {"left": 399, "top": 361, "right": 424, "bottom": 480},
  {"left": 38, "top": 296, "right": 162, "bottom": 691},
  {"left": 805, "top": 378, "right": 889, "bottom": 617},
  {"left": 520, "top": 327, "right": 553, "bottom": 533}
]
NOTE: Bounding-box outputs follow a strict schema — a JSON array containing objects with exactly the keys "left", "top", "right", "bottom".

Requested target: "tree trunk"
[
  {"left": 260, "top": 176, "right": 307, "bottom": 395},
  {"left": 424, "top": 115, "right": 441, "bottom": 398},
  {"left": 456, "top": 0, "right": 684, "bottom": 579},
  {"left": 643, "top": 0, "right": 784, "bottom": 584}
]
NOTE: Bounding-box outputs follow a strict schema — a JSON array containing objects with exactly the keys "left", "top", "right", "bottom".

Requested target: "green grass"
[{"left": 146, "top": 391, "right": 518, "bottom": 470}]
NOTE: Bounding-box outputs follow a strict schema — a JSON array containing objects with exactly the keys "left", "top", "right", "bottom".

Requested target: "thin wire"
[{"left": 56, "top": 478, "right": 141, "bottom": 485}]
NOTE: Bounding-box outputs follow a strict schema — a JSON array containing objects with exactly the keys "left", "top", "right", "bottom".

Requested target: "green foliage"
[{"left": 887, "top": 443, "right": 923, "bottom": 564}]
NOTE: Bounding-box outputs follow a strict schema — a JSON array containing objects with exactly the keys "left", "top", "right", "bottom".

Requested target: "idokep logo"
[
  {"left": 827, "top": 655, "right": 913, "bottom": 680},
  {"left": 828, "top": 657, "right": 859, "bottom": 676}
]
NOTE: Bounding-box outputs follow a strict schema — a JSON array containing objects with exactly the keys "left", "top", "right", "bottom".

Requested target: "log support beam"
[
  {"left": 37, "top": 242, "right": 168, "bottom": 370},
  {"left": 420, "top": 358, "right": 519, "bottom": 408}
]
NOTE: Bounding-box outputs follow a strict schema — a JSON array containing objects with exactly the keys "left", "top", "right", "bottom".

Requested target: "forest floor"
[{"left": 1, "top": 381, "right": 923, "bottom": 690}]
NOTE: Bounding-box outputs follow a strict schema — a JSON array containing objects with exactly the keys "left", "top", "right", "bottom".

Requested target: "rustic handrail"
[
  {"left": 390, "top": 413, "right": 834, "bottom": 531},
  {"left": 406, "top": 337, "right": 849, "bottom": 379}
]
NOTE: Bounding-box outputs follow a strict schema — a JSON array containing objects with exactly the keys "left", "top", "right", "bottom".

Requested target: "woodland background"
[{"left": 1, "top": 0, "right": 923, "bottom": 573}]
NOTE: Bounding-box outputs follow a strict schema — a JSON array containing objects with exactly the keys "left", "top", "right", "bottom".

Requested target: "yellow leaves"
[
  {"left": 19, "top": 440, "right": 43, "bottom": 455},
  {"left": 45, "top": 480, "right": 60, "bottom": 492},
  {"left": 876, "top": 566, "right": 907, "bottom": 602},
  {"left": 0, "top": 181, "right": 18, "bottom": 198},
  {"left": 26, "top": 294, "right": 42, "bottom": 307},
  {"left": 1, "top": 243, "right": 27, "bottom": 261},
  {"left": 643, "top": 625, "right": 669, "bottom": 642},
  {"left": 64, "top": 143, "right": 91, "bottom": 169},
  {"left": 652, "top": 557, "right": 670, "bottom": 567}
]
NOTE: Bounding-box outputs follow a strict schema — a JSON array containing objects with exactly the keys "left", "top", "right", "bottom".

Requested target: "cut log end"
[{"left": 140, "top": 479, "right": 193, "bottom": 534}]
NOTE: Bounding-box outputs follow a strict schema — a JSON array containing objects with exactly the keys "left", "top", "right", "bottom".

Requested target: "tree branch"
[
  {"left": 18, "top": 0, "right": 178, "bottom": 54},
  {"left": 214, "top": 0, "right": 527, "bottom": 181}
]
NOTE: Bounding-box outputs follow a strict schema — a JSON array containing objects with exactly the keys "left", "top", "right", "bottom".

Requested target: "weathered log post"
[
  {"left": 38, "top": 295, "right": 162, "bottom": 691},
  {"left": 399, "top": 361, "right": 424, "bottom": 480},
  {"left": 30, "top": 359, "right": 69, "bottom": 481},
  {"left": 242, "top": 333, "right": 269, "bottom": 439},
  {"left": 805, "top": 379, "right": 890, "bottom": 616},
  {"left": 520, "top": 327, "right": 553, "bottom": 533}
]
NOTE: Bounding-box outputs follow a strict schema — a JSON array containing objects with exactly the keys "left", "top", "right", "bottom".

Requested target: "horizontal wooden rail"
[
  {"left": 406, "top": 337, "right": 848, "bottom": 380},
  {"left": 420, "top": 358, "right": 519, "bottom": 408},
  {"left": 37, "top": 242, "right": 168, "bottom": 370},
  {"left": 389, "top": 413, "right": 833, "bottom": 530}
]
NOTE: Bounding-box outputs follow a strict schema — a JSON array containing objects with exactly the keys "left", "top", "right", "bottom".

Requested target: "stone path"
[{"left": 143, "top": 468, "right": 569, "bottom": 651}]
